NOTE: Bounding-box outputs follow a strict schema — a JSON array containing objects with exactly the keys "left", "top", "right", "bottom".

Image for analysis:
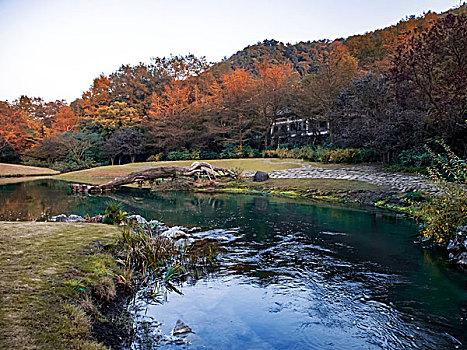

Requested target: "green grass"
[
  {"left": 57, "top": 158, "right": 308, "bottom": 185},
  {"left": 0, "top": 222, "right": 120, "bottom": 350},
  {"left": 213, "top": 178, "right": 386, "bottom": 203}
]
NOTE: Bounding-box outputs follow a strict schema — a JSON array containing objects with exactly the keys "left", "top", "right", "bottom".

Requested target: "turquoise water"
[{"left": 1, "top": 179, "right": 466, "bottom": 349}]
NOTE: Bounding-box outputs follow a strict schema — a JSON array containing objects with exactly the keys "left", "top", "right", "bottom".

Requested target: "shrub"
[
  {"left": 191, "top": 150, "right": 201, "bottom": 160},
  {"left": 103, "top": 201, "right": 128, "bottom": 225},
  {"left": 398, "top": 150, "right": 432, "bottom": 168},
  {"left": 417, "top": 141, "right": 467, "bottom": 244},
  {"left": 230, "top": 167, "right": 244, "bottom": 182},
  {"left": 199, "top": 150, "right": 218, "bottom": 160},
  {"left": 321, "top": 148, "right": 378, "bottom": 163},
  {"left": 167, "top": 150, "right": 191, "bottom": 161},
  {"left": 221, "top": 144, "right": 259, "bottom": 158},
  {"left": 146, "top": 153, "right": 164, "bottom": 162}
]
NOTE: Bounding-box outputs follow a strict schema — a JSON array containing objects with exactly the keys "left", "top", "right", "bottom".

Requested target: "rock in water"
[
  {"left": 253, "top": 171, "right": 269, "bottom": 182},
  {"left": 172, "top": 319, "right": 192, "bottom": 335},
  {"left": 161, "top": 227, "right": 190, "bottom": 239}
]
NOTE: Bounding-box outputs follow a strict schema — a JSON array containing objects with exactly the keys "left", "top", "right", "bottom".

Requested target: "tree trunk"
[{"left": 78, "top": 162, "right": 233, "bottom": 193}]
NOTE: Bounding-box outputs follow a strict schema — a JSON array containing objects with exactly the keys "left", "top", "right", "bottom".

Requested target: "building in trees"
[{"left": 270, "top": 108, "right": 329, "bottom": 147}]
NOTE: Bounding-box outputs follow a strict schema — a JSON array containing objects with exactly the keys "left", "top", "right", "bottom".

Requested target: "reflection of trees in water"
[{"left": 0, "top": 180, "right": 76, "bottom": 220}]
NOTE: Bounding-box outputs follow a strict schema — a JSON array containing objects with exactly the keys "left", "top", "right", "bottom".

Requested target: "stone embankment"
[{"left": 246, "top": 165, "right": 432, "bottom": 193}]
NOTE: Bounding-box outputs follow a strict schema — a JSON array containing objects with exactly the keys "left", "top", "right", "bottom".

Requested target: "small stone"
[{"left": 172, "top": 319, "right": 192, "bottom": 335}]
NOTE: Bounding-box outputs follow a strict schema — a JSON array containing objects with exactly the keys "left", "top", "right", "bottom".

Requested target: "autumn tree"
[
  {"left": 220, "top": 68, "right": 256, "bottom": 150},
  {"left": 254, "top": 61, "right": 297, "bottom": 149},
  {"left": 13, "top": 96, "right": 67, "bottom": 142},
  {"left": 93, "top": 101, "right": 141, "bottom": 136},
  {"left": 51, "top": 106, "right": 77, "bottom": 134},
  {"left": 73, "top": 75, "right": 111, "bottom": 127},
  {"left": 0, "top": 101, "right": 29, "bottom": 153},
  {"left": 147, "top": 82, "right": 195, "bottom": 151},
  {"left": 297, "top": 43, "right": 359, "bottom": 144},
  {"left": 109, "top": 63, "right": 168, "bottom": 116},
  {"left": 392, "top": 13, "right": 467, "bottom": 156}
]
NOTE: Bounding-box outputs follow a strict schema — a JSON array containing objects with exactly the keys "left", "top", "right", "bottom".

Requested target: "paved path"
[{"left": 246, "top": 165, "right": 432, "bottom": 193}]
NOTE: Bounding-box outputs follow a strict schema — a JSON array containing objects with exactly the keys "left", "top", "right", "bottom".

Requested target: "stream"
[{"left": 0, "top": 179, "right": 466, "bottom": 349}]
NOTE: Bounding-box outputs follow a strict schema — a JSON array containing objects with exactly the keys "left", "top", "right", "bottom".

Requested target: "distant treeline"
[{"left": 0, "top": 5, "right": 465, "bottom": 170}]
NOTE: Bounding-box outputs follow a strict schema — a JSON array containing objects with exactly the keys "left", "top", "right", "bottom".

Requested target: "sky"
[{"left": 0, "top": 0, "right": 461, "bottom": 103}]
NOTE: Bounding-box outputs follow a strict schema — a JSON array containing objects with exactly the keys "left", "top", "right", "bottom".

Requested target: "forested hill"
[{"left": 212, "top": 5, "right": 466, "bottom": 76}]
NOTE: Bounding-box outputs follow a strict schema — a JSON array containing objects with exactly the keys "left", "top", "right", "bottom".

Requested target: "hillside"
[{"left": 212, "top": 5, "right": 465, "bottom": 75}]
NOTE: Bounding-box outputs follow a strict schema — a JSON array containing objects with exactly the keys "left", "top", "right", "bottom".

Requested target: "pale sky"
[{"left": 0, "top": 0, "right": 461, "bottom": 103}]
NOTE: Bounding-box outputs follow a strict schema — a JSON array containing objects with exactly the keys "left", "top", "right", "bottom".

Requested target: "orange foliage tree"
[
  {"left": 0, "top": 102, "right": 30, "bottom": 152},
  {"left": 254, "top": 61, "right": 298, "bottom": 148}
]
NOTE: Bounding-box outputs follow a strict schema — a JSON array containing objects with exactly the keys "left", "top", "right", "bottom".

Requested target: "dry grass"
[
  {"left": 0, "top": 222, "right": 119, "bottom": 349},
  {"left": 0, "top": 163, "right": 59, "bottom": 177},
  {"left": 57, "top": 158, "right": 309, "bottom": 185}
]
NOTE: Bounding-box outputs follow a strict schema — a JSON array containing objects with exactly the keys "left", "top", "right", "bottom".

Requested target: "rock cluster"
[
  {"left": 447, "top": 226, "right": 467, "bottom": 266},
  {"left": 50, "top": 214, "right": 85, "bottom": 222}
]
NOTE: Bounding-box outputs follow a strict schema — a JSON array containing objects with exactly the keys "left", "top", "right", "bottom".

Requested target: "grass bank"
[
  {"left": 207, "top": 177, "right": 412, "bottom": 211},
  {"left": 0, "top": 163, "right": 59, "bottom": 177},
  {"left": 0, "top": 222, "right": 123, "bottom": 350}
]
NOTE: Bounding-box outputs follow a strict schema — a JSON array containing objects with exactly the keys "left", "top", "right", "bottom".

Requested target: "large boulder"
[{"left": 253, "top": 171, "right": 269, "bottom": 182}]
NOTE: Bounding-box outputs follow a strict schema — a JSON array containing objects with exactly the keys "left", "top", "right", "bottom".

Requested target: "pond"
[{"left": 1, "top": 179, "right": 466, "bottom": 349}]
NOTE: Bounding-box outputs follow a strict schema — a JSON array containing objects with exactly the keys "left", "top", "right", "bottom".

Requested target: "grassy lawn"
[
  {"left": 223, "top": 177, "right": 385, "bottom": 195},
  {"left": 0, "top": 163, "right": 59, "bottom": 177},
  {"left": 262, "top": 178, "right": 384, "bottom": 192},
  {"left": 57, "top": 158, "right": 308, "bottom": 185},
  {"left": 0, "top": 222, "right": 120, "bottom": 350}
]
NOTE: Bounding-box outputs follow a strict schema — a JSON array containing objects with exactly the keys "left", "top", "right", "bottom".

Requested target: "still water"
[{"left": 0, "top": 179, "right": 466, "bottom": 349}]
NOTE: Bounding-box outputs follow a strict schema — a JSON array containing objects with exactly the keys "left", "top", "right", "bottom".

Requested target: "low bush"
[
  {"left": 398, "top": 149, "right": 432, "bottom": 168},
  {"left": 146, "top": 153, "right": 164, "bottom": 162},
  {"left": 167, "top": 150, "right": 191, "bottom": 161},
  {"left": 262, "top": 146, "right": 377, "bottom": 164},
  {"left": 416, "top": 141, "right": 467, "bottom": 244},
  {"left": 103, "top": 201, "right": 128, "bottom": 225},
  {"left": 199, "top": 150, "right": 219, "bottom": 160},
  {"left": 221, "top": 144, "right": 260, "bottom": 159}
]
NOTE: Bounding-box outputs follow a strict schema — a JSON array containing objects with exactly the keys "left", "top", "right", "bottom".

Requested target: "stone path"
[{"left": 245, "top": 165, "right": 433, "bottom": 193}]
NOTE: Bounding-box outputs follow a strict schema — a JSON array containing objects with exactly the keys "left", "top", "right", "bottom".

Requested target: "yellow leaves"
[{"left": 93, "top": 101, "right": 140, "bottom": 132}]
